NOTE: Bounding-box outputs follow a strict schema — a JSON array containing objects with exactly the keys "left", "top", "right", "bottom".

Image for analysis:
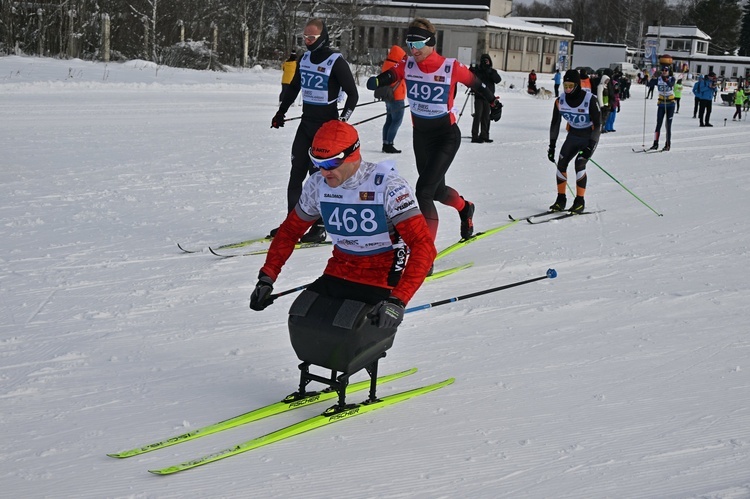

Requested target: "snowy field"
[{"left": 2, "top": 55, "right": 749, "bottom": 498}]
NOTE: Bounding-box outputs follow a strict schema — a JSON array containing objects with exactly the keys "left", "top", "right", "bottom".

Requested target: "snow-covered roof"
[
  {"left": 359, "top": 14, "right": 573, "bottom": 38},
  {"left": 487, "top": 16, "right": 573, "bottom": 37},
  {"left": 684, "top": 52, "right": 750, "bottom": 63},
  {"left": 516, "top": 17, "right": 574, "bottom": 25},
  {"left": 386, "top": 0, "right": 489, "bottom": 10},
  {"left": 646, "top": 25, "right": 711, "bottom": 41},
  {"left": 574, "top": 40, "right": 627, "bottom": 48}
]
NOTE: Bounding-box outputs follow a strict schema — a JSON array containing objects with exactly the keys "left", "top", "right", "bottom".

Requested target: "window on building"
[
  {"left": 510, "top": 35, "right": 523, "bottom": 51},
  {"left": 367, "top": 27, "right": 375, "bottom": 48},
  {"left": 708, "top": 65, "right": 714, "bottom": 74},
  {"left": 666, "top": 39, "right": 689, "bottom": 52},
  {"left": 732, "top": 66, "right": 738, "bottom": 77},
  {"left": 528, "top": 37, "right": 539, "bottom": 52},
  {"left": 382, "top": 27, "right": 389, "bottom": 48},
  {"left": 358, "top": 26, "right": 366, "bottom": 53},
  {"left": 696, "top": 42, "right": 707, "bottom": 53},
  {"left": 696, "top": 64, "right": 702, "bottom": 74},
  {"left": 720, "top": 66, "right": 726, "bottom": 76}
]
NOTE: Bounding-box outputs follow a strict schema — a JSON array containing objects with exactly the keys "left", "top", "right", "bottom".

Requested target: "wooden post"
[
  {"left": 143, "top": 16, "right": 149, "bottom": 60},
  {"left": 67, "top": 9, "right": 76, "bottom": 58},
  {"left": 241, "top": 24, "right": 249, "bottom": 67},
  {"left": 101, "top": 13, "right": 110, "bottom": 62},
  {"left": 37, "top": 9, "right": 44, "bottom": 56}
]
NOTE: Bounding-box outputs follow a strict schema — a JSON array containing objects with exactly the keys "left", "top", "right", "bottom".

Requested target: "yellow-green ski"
[
  {"left": 108, "top": 368, "right": 417, "bottom": 459},
  {"left": 149, "top": 377, "right": 455, "bottom": 475},
  {"left": 435, "top": 220, "right": 518, "bottom": 261},
  {"left": 425, "top": 262, "right": 474, "bottom": 282}
]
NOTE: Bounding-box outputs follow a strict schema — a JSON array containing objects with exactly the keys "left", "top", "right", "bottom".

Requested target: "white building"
[
  {"left": 644, "top": 25, "right": 750, "bottom": 80},
  {"left": 302, "top": 0, "right": 574, "bottom": 72}
]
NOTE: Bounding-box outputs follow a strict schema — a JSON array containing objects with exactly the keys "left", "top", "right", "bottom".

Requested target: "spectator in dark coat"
[
  {"left": 470, "top": 54, "right": 502, "bottom": 143},
  {"left": 647, "top": 75, "right": 658, "bottom": 99}
]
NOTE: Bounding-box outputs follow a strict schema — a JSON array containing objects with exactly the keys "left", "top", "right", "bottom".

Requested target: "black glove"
[
  {"left": 271, "top": 111, "right": 285, "bottom": 129},
  {"left": 371, "top": 297, "right": 405, "bottom": 329},
  {"left": 366, "top": 76, "right": 379, "bottom": 90},
  {"left": 490, "top": 99, "right": 503, "bottom": 122},
  {"left": 578, "top": 143, "right": 595, "bottom": 159},
  {"left": 547, "top": 144, "right": 556, "bottom": 163},
  {"left": 339, "top": 108, "right": 353, "bottom": 122},
  {"left": 249, "top": 273, "right": 274, "bottom": 311}
]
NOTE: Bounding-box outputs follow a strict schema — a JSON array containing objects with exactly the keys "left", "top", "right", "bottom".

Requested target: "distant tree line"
[
  {"left": 0, "top": 0, "right": 370, "bottom": 67},
  {"left": 3, "top": 0, "right": 749, "bottom": 66},
  {"left": 514, "top": 0, "right": 750, "bottom": 56}
]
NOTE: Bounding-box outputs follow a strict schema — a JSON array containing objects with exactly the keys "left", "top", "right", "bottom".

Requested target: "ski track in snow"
[{"left": 1, "top": 56, "right": 750, "bottom": 498}]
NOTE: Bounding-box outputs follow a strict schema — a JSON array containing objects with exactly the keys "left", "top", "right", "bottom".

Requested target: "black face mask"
[{"left": 307, "top": 24, "right": 330, "bottom": 52}]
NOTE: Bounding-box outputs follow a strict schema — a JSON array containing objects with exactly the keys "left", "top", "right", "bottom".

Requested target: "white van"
[{"left": 609, "top": 62, "right": 640, "bottom": 79}]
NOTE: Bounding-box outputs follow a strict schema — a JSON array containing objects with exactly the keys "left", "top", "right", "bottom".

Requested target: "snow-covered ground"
[{"left": 2, "top": 55, "right": 749, "bottom": 498}]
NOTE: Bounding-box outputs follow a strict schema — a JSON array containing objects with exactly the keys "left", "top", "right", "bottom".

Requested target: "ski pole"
[
  {"left": 641, "top": 79, "right": 648, "bottom": 148},
  {"left": 352, "top": 100, "right": 381, "bottom": 109},
  {"left": 282, "top": 101, "right": 383, "bottom": 124},
  {"left": 267, "top": 283, "right": 310, "bottom": 304},
  {"left": 587, "top": 157, "right": 664, "bottom": 217},
  {"left": 350, "top": 105, "right": 408, "bottom": 126},
  {"left": 456, "top": 89, "right": 471, "bottom": 125},
  {"left": 406, "top": 269, "right": 557, "bottom": 314}
]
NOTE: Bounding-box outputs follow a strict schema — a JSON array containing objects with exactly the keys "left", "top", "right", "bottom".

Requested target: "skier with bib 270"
[
  {"left": 366, "top": 17, "right": 503, "bottom": 251},
  {"left": 547, "top": 69, "right": 601, "bottom": 213},
  {"left": 270, "top": 18, "right": 359, "bottom": 244}
]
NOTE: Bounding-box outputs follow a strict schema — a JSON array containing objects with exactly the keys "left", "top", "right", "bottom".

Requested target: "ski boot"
[
  {"left": 569, "top": 196, "right": 585, "bottom": 214},
  {"left": 549, "top": 194, "right": 567, "bottom": 212},
  {"left": 300, "top": 221, "right": 327, "bottom": 243},
  {"left": 459, "top": 198, "right": 475, "bottom": 240}
]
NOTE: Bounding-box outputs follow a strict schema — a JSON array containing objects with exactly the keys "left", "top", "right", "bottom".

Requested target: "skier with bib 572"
[{"left": 269, "top": 18, "right": 359, "bottom": 244}]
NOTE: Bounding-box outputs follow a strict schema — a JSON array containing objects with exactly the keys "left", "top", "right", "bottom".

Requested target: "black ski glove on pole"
[
  {"left": 250, "top": 273, "right": 274, "bottom": 311},
  {"left": 371, "top": 297, "right": 405, "bottom": 328}
]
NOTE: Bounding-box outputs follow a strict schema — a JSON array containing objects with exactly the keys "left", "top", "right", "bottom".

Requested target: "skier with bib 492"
[
  {"left": 547, "top": 69, "right": 601, "bottom": 213},
  {"left": 366, "top": 17, "right": 503, "bottom": 251}
]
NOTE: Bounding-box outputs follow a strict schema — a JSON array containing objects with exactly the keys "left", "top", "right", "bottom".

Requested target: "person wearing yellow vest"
[{"left": 279, "top": 51, "right": 297, "bottom": 104}]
